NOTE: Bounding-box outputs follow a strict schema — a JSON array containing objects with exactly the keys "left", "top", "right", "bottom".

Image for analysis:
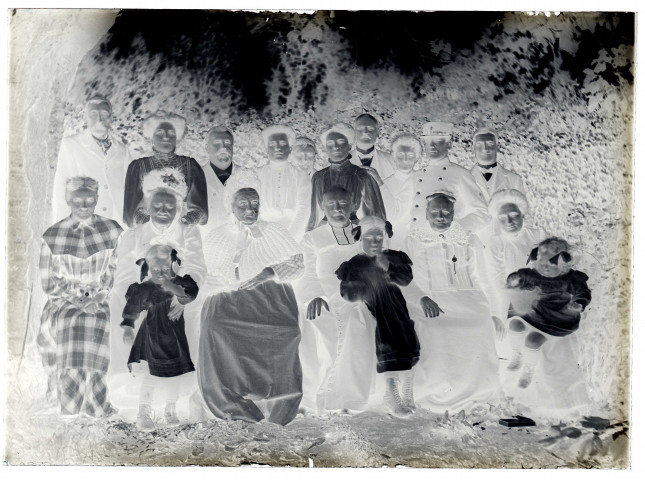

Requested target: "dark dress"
[
  {"left": 336, "top": 250, "right": 420, "bottom": 373},
  {"left": 123, "top": 153, "right": 209, "bottom": 227},
  {"left": 121, "top": 275, "right": 198, "bottom": 377},
  {"left": 506, "top": 268, "right": 592, "bottom": 337}
]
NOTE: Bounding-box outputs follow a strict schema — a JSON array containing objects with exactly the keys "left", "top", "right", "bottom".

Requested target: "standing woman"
[
  {"left": 123, "top": 111, "right": 208, "bottom": 228},
  {"left": 37, "top": 177, "right": 123, "bottom": 416}
]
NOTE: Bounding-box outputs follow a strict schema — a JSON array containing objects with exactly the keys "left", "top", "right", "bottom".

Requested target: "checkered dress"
[{"left": 38, "top": 215, "right": 123, "bottom": 372}]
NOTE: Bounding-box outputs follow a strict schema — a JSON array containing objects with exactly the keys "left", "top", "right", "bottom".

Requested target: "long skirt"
[
  {"left": 198, "top": 280, "right": 303, "bottom": 426},
  {"left": 413, "top": 289, "right": 501, "bottom": 413}
]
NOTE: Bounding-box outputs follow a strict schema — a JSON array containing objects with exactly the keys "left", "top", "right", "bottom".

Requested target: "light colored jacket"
[
  {"left": 350, "top": 147, "right": 396, "bottom": 181},
  {"left": 52, "top": 130, "right": 132, "bottom": 225},
  {"left": 469, "top": 163, "right": 526, "bottom": 203}
]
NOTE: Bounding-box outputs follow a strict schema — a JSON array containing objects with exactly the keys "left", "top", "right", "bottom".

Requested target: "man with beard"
[
  {"left": 52, "top": 96, "right": 132, "bottom": 225},
  {"left": 408, "top": 122, "right": 490, "bottom": 242},
  {"left": 307, "top": 122, "right": 387, "bottom": 231},
  {"left": 349, "top": 113, "right": 396, "bottom": 181},
  {"left": 201, "top": 125, "right": 237, "bottom": 235}
]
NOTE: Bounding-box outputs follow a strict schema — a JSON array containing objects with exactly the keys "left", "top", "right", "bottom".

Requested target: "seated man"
[{"left": 308, "top": 122, "right": 388, "bottom": 231}]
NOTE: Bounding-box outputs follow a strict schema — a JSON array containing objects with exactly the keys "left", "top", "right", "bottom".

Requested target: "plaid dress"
[{"left": 38, "top": 215, "right": 123, "bottom": 374}]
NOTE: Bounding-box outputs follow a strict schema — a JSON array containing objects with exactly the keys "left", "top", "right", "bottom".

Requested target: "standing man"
[
  {"left": 308, "top": 122, "right": 388, "bottom": 231},
  {"left": 408, "top": 122, "right": 490, "bottom": 241},
  {"left": 469, "top": 127, "right": 525, "bottom": 203},
  {"left": 52, "top": 96, "right": 132, "bottom": 225},
  {"left": 201, "top": 125, "right": 238, "bottom": 235},
  {"left": 257, "top": 125, "right": 311, "bottom": 242},
  {"left": 350, "top": 113, "right": 396, "bottom": 181}
]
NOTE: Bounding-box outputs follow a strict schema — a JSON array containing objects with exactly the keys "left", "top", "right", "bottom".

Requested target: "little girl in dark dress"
[
  {"left": 505, "top": 237, "right": 591, "bottom": 390},
  {"left": 121, "top": 244, "right": 199, "bottom": 428},
  {"left": 335, "top": 216, "right": 423, "bottom": 417}
]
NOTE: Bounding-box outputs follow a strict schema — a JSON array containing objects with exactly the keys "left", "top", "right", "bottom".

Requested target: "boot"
[
  {"left": 164, "top": 402, "right": 180, "bottom": 425},
  {"left": 383, "top": 377, "right": 413, "bottom": 417},
  {"left": 401, "top": 370, "right": 416, "bottom": 411},
  {"left": 137, "top": 404, "right": 155, "bottom": 430},
  {"left": 507, "top": 350, "right": 523, "bottom": 371},
  {"left": 517, "top": 347, "right": 540, "bottom": 389},
  {"left": 518, "top": 365, "right": 535, "bottom": 389}
]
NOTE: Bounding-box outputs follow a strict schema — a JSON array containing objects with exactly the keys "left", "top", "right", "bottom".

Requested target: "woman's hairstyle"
[
  {"left": 319, "top": 122, "right": 356, "bottom": 147},
  {"left": 488, "top": 189, "right": 529, "bottom": 217},
  {"left": 223, "top": 168, "right": 262, "bottom": 214},
  {"left": 84, "top": 96, "right": 112, "bottom": 113},
  {"left": 391, "top": 134, "right": 423, "bottom": 157},
  {"left": 141, "top": 168, "right": 188, "bottom": 209},
  {"left": 142, "top": 111, "right": 187, "bottom": 141},
  {"left": 65, "top": 176, "right": 99, "bottom": 201},
  {"left": 261, "top": 125, "right": 296, "bottom": 149},
  {"left": 294, "top": 136, "right": 316, "bottom": 151},
  {"left": 352, "top": 215, "right": 393, "bottom": 243}
]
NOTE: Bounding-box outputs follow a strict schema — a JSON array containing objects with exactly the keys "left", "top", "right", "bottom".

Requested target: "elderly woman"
[
  {"left": 308, "top": 122, "right": 387, "bottom": 231},
  {"left": 110, "top": 168, "right": 206, "bottom": 380},
  {"left": 37, "top": 177, "right": 123, "bottom": 416},
  {"left": 123, "top": 111, "right": 208, "bottom": 228},
  {"left": 336, "top": 216, "right": 436, "bottom": 417},
  {"left": 381, "top": 134, "right": 423, "bottom": 251},
  {"left": 199, "top": 169, "right": 305, "bottom": 425},
  {"left": 408, "top": 190, "right": 502, "bottom": 414}
]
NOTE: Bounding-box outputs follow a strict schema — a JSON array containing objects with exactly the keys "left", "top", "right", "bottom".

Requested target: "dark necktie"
[
  {"left": 360, "top": 156, "right": 373, "bottom": 167},
  {"left": 483, "top": 172, "right": 493, "bottom": 182}
]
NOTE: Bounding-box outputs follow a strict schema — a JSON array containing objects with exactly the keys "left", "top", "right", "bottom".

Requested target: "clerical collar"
[
  {"left": 330, "top": 223, "right": 355, "bottom": 245},
  {"left": 356, "top": 146, "right": 375, "bottom": 156},
  {"left": 478, "top": 163, "right": 497, "bottom": 170}
]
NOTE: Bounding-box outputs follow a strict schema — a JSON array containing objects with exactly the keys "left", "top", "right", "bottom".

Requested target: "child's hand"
[
  {"left": 565, "top": 301, "right": 584, "bottom": 313},
  {"left": 168, "top": 296, "right": 185, "bottom": 321},
  {"left": 161, "top": 278, "right": 185, "bottom": 297},
  {"left": 123, "top": 326, "right": 135, "bottom": 345}
]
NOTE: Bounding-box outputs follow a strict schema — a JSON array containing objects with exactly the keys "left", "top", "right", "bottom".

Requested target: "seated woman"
[
  {"left": 37, "top": 176, "right": 122, "bottom": 416},
  {"left": 408, "top": 190, "right": 503, "bottom": 414},
  {"left": 336, "top": 216, "right": 438, "bottom": 417},
  {"left": 123, "top": 111, "right": 208, "bottom": 227},
  {"left": 199, "top": 168, "right": 305, "bottom": 426}
]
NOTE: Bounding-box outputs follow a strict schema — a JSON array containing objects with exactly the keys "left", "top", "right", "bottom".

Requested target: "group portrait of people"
[{"left": 38, "top": 95, "right": 593, "bottom": 429}]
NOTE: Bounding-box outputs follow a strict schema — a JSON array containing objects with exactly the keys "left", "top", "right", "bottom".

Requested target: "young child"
[
  {"left": 121, "top": 245, "right": 199, "bottom": 428},
  {"left": 505, "top": 237, "right": 592, "bottom": 389}
]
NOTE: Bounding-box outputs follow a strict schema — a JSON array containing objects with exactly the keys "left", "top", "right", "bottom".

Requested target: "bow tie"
[
  {"left": 360, "top": 156, "right": 373, "bottom": 167},
  {"left": 483, "top": 172, "right": 493, "bottom": 182},
  {"left": 478, "top": 163, "right": 497, "bottom": 170},
  {"left": 93, "top": 135, "right": 112, "bottom": 156}
]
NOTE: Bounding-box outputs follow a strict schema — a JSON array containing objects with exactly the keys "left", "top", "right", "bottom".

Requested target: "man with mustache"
[
  {"left": 52, "top": 96, "right": 132, "bottom": 225},
  {"left": 349, "top": 113, "right": 396, "bottom": 181},
  {"left": 201, "top": 125, "right": 238, "bottom": 235},
  {"left": 257, "top": 125, "right": 311, "bottom": 242},
  {"left": 408, "top": 122, "right": 490, "bottom": 242}
]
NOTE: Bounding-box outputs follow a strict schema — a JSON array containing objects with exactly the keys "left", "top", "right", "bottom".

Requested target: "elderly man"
[
  {"left": 201, "top": 125, "right": 238, "bottom": 234},
  {"left": 350, "top": 113, "right": 395, "bottom": 180},
  {"left": 381, "top": 134, "right": 423, "bottom": 250},
  {"left": 257, "top": 125, "right": 311, "bottom": 242},
  {"left": 308, "top": 122, "right": 387, "bottom": 231},
  {"left": 469, "top": 127, "right": 525, "bottom": 203},
  {"left": 297, "top": 185, "right": 376, "bottom": 412},
  {"left": 52, "top": 96, "right": 132, "bottom": 225},
  {"left": 408, "top": 122, "right": 490, "bottom": 241}
]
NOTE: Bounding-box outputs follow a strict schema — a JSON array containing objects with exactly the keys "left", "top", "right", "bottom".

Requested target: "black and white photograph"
[{"left": 3, "top": 3, "right": 637, "bottom": 469}]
